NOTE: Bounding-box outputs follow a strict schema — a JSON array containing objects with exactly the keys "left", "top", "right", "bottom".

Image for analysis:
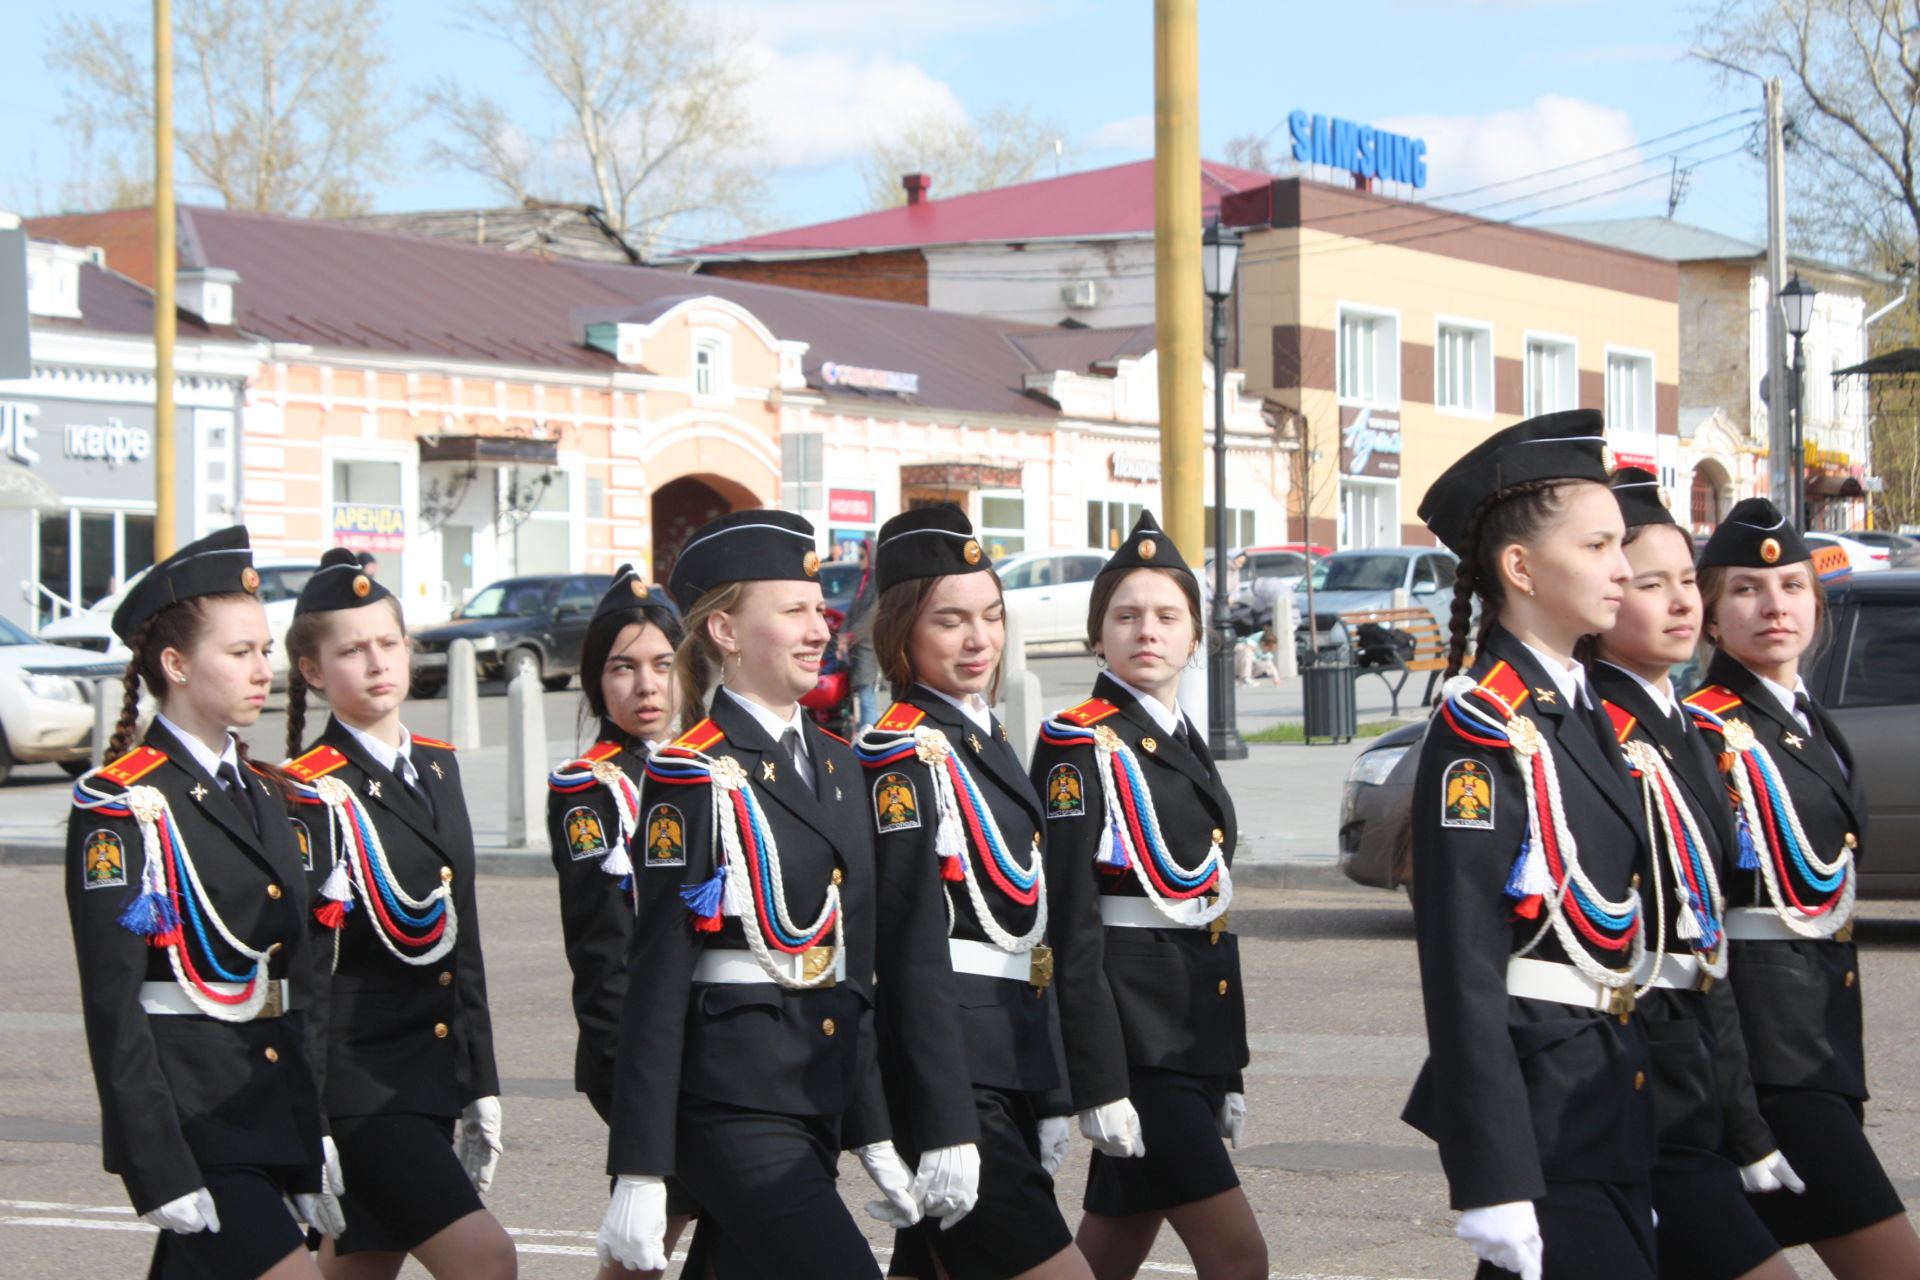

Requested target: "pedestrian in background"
[{"left": 842, "top": 537, "right": 882, "bottom": 730}]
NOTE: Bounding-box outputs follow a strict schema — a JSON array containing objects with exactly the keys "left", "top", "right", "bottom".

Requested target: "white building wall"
[{"left": 925, "top": 240, "right": 1157, "bottom": 327}]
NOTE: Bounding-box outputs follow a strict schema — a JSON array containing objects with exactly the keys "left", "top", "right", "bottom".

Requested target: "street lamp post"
[
  {"left": 1202, "top": 221, "right": 1247, "bottom": 760},
  {"left": 1781, "top": 273, "right": 1817, "bottom": 531}
]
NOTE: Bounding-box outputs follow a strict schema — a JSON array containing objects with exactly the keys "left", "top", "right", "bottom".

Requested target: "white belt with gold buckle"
[
  {"left": 139, "top": 979, "right": 287, "bottom": 1018},
  {"left": 1100, "top": 896, "right": 1205, "bottom": 928},
  {"left": 693, "top": 946, "right": 842, "bottom": 986},
  {"left": 948, "top": 938, "right": 1052, "bottom": 987},
  {"left": 1632, "top": 951, "right": 1712, "bottom": 991},
  {"left": 1724, "top": 907, "right": 1851, "bottom": 942},
  {"left": 1505, "top": 957, "right": 1634, "bottom": 1015}
]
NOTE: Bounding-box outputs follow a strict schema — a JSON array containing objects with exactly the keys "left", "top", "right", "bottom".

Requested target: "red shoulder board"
[
  {"left": 1061, "top": 697, "right": 1120, "bottom": 727},
  {"left": 100, "top": 745, "right": 166, "bottom": 786},
  {"left": 1475, "top": 661, "right": 1532, "bottom": 715},
  {"left": 1602, "top": 700, "right": 1637, "bottom": 744},
  {"left": 411, "top": 736, "right": 454, "bottom": 751},
  {"left": 672, "top": 718, "right": 726, "bottom": 753},
  {"left": 816, "top": 726, "right": 850, "bottom": 746},
  {"left": 284, "top": 744, "right": 348, "bottom": 782},
  {"left": 583, "top": 740, "right": 623, "bottom": 764},
  {"left": 1684, "top": 686, "right": 1743, "bottom": 717},
  {"left": 875, "top": 702, "right": 926, "bottom": 732}
]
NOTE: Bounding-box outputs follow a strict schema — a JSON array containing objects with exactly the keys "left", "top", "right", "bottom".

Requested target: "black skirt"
[
  {"left": 1475, "top": 1177, "right": 1655, "bottom": 1280},
  {"left": 329, "top": 1112, "right": 484, "bottom": 1255},
  {"left": 1651, "top": 1145, "right": 1780, "bottom": 1280},
  {"left": 144, "top": 1164, "right": 308, "bottom": 1280},
  {"left": 1746, "top": 1086, "right": 1907, "bottom": 1247},
  {"left": 888, "top": 1086, "right": 1074, "bottom": 1280},
  {"left": 1083, "top": 1067, "right": 1239, "bottom": 1217}
]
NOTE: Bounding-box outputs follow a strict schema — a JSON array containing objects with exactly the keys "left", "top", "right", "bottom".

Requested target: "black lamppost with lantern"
[
  {"left": 1780, "top": 273, "right": 1817, "bottom": 531},
  {"left": 1202, "top": 221, "right": 1248, "bottom": 760}
]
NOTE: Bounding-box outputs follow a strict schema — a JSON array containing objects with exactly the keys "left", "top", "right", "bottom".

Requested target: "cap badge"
[
  {"left": 352, "top": 574, "right": 372, "bottom": 598},
  {"left": 1760, "top": 537, "right": 1782, "bottom": 565},
  {"left": 240, "top": 567, "right": 261, "bottom": 593},
  {"left": 962, "top": 538, "right": 983, "bottom": 565},
  {"left": 629, "top": 577, "right": 647, "bottom": 597},
  {"left": 1659, "top": 489, "right": 1672, "bottom": 509},
  {"left": 802, "top": 550, "right": 821, "bottom": 578},
  {"left": 1601, "top": 444, "right": 1617, "bottom": 473},
  {"left": 1138, "top": 538, "right": 1158, "bottom": 561}
]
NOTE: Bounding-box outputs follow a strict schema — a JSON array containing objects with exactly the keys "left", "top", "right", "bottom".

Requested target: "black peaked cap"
[
  {"left": 874, "top": 503, "right": 990, "bottom": 594},
  {"left": 1698, "top": 498, "right": 1809, "bottom": 568},
  {"left": 295, "top": 547, "right": 395, "bottom": 615},
  {"left": 112, "top": 525, "right": 259, "bottom": 642},
  {"left": 1610, "top": 467, "right": 1676, "bottom": 530},
  {"left": 666, "top": 509, "right": 820, "bottom": 612},
  {"left": 1418, "top": 409, "right": 1612, "bottom": 556},
  {"left": 1099, "top": 511, "right": 1195, "bottom": 581}
]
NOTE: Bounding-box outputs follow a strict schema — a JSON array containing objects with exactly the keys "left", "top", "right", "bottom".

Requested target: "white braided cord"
[
  {"left": 1720, "top": 721, "right": 1856, "bottom": 939},
  {"left": 308, "top": 776, "right": 458, "bottom": 966}
]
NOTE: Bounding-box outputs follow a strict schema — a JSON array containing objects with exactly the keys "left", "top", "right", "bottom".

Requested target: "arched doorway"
[
  {"left": 651, "top": 473, "right": 760, "bottom": 580},
  {"left": 1690, "top": 459, "right": 1730, "bottom": 533}
]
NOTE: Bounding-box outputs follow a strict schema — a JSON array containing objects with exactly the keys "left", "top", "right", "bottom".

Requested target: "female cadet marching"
[
  {"left": 1684, "top": 500, "right": 1920, "bottom": 1278},
  {"left": 545, "top": 565, "right": 693, "bottom": 1280},
  {"left": 66, "top": 525, "right": 343, "bottom": 1280},
  {"left": 1584, "top": 472, "right": 1802, "bottom": 1280},
  {"left": 279, "top": 547, "right": 513, "bottom": 1280},
  {"left": 1402, "top": 411, "right": 1655, "bottom": 1280},
  {"left": 853, "top": 504, "right": 1093, "bottom": 1280},
  {"left": 594, "top": 510, "right": 980, "bottom": 1278},
  {"left": 1028, "top": 512, "right": 1265, "bottom": 1280}
]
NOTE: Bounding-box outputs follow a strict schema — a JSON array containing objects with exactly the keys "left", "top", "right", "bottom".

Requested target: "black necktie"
[
  {"left": 780, "top": 727, "right": 812, "bottom": 790},
  {"left": 398, "top": 756, "right": 436, "bottom": 821},
  {"left": 220, "top": 761, "right": 260, "bottom": 835}
]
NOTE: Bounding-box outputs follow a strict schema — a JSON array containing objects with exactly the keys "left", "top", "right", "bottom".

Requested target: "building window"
[
  {"left": 1435, "top": 320, "right": 1492, "bottom": 415},
  {"left": 1339, "top": 477, "right": 1399, "bottom": 549},
  {"left": 1338, "top": 306, "right": 1399, "bottom": 406},
  {"left": 693, "top": 340, "right": 719, "bottom": 397},
  {"left": 1525, "top": 335, "right": 1577, "bottom": 417},
  {"left": 979, "top": 493, "right": 1026, "bottom": 558},
  {"left": 1202, "top": 506, "right": 1257, "bottom": 551},
  {"left": 1606, "top": 349, "right": 1654, "bottom": 434},
  {"left": 1088, "top": 500, "right": 1145, "bottom": 550},
  {"left": 780, "top": 433, "right": 823, "bottom": 513}
]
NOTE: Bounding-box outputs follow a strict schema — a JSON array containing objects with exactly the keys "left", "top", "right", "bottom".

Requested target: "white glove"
[
  {"left": 596, "top": 1174, "right": 668, "bottom": 1272},
  {"left": 321, "top": 1135, "right": 346, "bottom": 1196},
  {"left": 1077, "top": 1098, "right": 1146, "bottom": 1158},
  {"left": 1217, "top": 1091, "right": 1247, "bottom": 1148},
  {"left": 1037, "top": 1116, "right": 1074, "bottom": 1178},
  {"left": 293, "top": 1191, "right": 347, "bottom": 1238},
  {"left": 1456, "top": 1201, "right": 1543, "bottom": 1280},
  {"left": 855, "top": 1141, "right": 922, "bottom": 1229},
  {"left": 911, "top": 1143, "right": 981, "bottom": 1230},
  {"left": 1739, "top": 1150, "right": 1807, "bottom": 1195},
  {"left": 458, "top": 1096, "right": 504, "bottom": 1192},
  {"left": 141, "top": 1188, "right": 221, "bottom": 1234}
]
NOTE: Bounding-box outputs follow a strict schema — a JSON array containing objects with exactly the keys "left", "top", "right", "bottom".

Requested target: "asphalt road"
[{"left": 5, "top": 867, "right": 1916, "bottom": 1278}]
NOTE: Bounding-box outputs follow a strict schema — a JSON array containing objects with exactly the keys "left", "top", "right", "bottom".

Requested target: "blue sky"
[{"left": 2, "top": 0, "right": 1777, "bottom": 250}]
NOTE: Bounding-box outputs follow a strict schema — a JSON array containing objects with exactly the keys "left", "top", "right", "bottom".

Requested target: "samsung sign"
[{"left": 1289, "top": 111, "right": 1428, "bottom": 188}]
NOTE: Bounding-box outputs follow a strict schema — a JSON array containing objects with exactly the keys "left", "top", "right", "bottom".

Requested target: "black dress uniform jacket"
[
  {"left": 1686, "top": 652, "right": 1870, "bottom": 1100},
  {"left": 1028, "top": 672, "right": 1246, "bottom": 1113},
  {"left": 607, "top": 691, "right": 976, "bottom": 1176},
  {"left": 1590, "top": 663, "right": 1772, "bottom": 1163},
  {"left": 1402, "top": 627, "right": 1656, "bottom": 1210},
  {"left": 296, "top": 717, "right": 498, "bottom": 1119},
  {"left": 66, "top": 720, "right": 328, "bottom": 1213},
  {"left": 867, "top": 689, "right": 1063, "bottom": 1124},
  {"left": 547, "top": 721, "right": 647, "bottom": 1122}
]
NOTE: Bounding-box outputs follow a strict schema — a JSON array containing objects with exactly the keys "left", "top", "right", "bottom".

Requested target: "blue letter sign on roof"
[{"left": 1288, "top": 112, "right": 1427, "bottom": 189}]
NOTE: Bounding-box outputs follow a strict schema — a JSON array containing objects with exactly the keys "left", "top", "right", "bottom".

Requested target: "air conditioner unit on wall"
[{"left": 1061, "top": 280, "right": 1099, "bottom": 309}]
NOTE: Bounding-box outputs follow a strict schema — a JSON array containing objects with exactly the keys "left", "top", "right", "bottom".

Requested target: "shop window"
[
  {"left": 1339, "top": 478, "right": 1398, "bottom": 549},
  {"left": 1606, "top": 349, "right": 1654, "bottom": 434},
  {"left": 1525, "top": 335, "right": 1577, "bottom": 417},
  {"left": 1201, "top": 506, "right": 1257, "bottom": 550},
  {"left": 1435, "top": 320, "right": 1492, "bottom": 415},
  {"left": 781, "top": 433, "right": 823, "bottom": 513},
  {"left": 979, "top": 493, "right": 1025, "bottom": 558},
  {"left": 1088, "top": 500, "right": 1145, "bottom": 550},
  {"left": 1338, "top": 306, "right": 1399, "bottom": 406}
]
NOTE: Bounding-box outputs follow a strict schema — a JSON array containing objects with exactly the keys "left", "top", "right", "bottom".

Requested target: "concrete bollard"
[
  {"left": 1390, "top": 587, "right": 1409, "bottom": 610},
  {"left": 504, "top": 666, "right": 547, "bottom": 848},
  {"left": 448, "top": 639, "right": 481, "bottom": 751},
  {"left": 92, "top": 677, "right": 117, "bottom": 768},
  {"left": 1273, "top": 596, "right": 1299, "bottom": 681},
  {"left": 997, "top": 611, "right": 1043, "bottom": 767}
]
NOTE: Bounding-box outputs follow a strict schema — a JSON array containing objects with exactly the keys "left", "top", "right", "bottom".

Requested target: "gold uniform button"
[
  {"left": 264, "top": 1046, "right": 280, "bottom": 1063},
  {"left": 821, "top": 1018, "right": 836, "bottom": 1036},
  {"left": 266, "top": 883, "right": 283, "bottom": 899},
  {"left": 1217, "top": 980, "right": 1229, "bottom": 996},
  {"left": 1211, "top": 828, "right": 1223, "bottom": 843},
  {"left": 1845, "top": 832, "right": 1859, "bottom": 849},
  {"left": 831, "top": 869, "right": 843, "bottom": 886},
  {"left": 1845, "top": 971, "right": 1857, "bottom": 988},
  {"left": 1633, "top": 1071, "right": 1645, "bottom": 1090},
  {"left": 433, "top": 1022, "right": 450, "bottom": 1039},
  {"left": 440, "top": 866, "right": 453, "bottom": 883},
  {"left": 438, "top": 971, "right": 453, "bottom": 986}
]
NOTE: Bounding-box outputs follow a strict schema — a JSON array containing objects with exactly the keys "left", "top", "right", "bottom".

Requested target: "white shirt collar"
[
  {"left": 1519, "top": 640, "right": 1591, "bottom": 710},
  {"left": 1103, "top": 671, "right": 1184, "bottom": 736},
  {"left": 1598, "top": 660, "right": 1677, "bottom": 720},
  {"left": 339, "top": 718, "right": 415, "bottom": 778},
  {"left": 719, "top": 686, "right": 810, "bottom": 754},
  {"left": 156, "top": 712, "right": 240, "bottom": 779},
  {"left": 1756, "top": 673, "right": 1811, "bottom": 731},
  {"left": 923, "top": 684, "right": 994, "bottom": 733}
]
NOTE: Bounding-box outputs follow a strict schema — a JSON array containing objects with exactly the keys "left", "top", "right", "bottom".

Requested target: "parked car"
[
  {"left": 1842, "top": 529, "right": 1920, "bottom": 567},
  {"left": 411, "top": 573, "right": 613, "bottom": 696},
  {"left": 1338, "top": 570, "right": 1920, "bottom": 896},
  {"left": 0, "top": 614, "right": 126, "bottom": 782},
  {"left": 1805, "top": 531, "right": 1891, "bottom": 572},
  {"left": 995, "top": 549, "right": 1109, "bottom": 648},
  {"left": 818, "top": 559, "right": 866, "bottom": 621},
  {"left": 1291, "top": 547, "right": 1459, "bottom": 662},
  {"left": 37, "top": 561, "right": 319, "bottom": 687}
]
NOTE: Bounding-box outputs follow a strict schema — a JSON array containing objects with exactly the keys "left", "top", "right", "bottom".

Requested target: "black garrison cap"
[
  {"left": 873, "top": 503, "right": 989, "bottom": 594},
  {"left": 666, "top": 509, "right": 820, "bottom": 612},
  {"left": 593, "top": 562, "right": 677, "bottom": 625},
  {"left": 111, "top": 525, "right": 259, "bottom": 642},
  {"left": 1098, "top": 511, "right": 1196, "bottom": 581},
  {"left": 295, "top": 547, "right": 395, "bottom": 615},
  {"left": 1697, "top": 498, "right": 1809, "bottom": 569},
  {"left": 1418, "top": 409, "right": 1613, "bottom": 556},
  {"left": 1610, "top": 467, "right": 1675, "bottom": 530}
]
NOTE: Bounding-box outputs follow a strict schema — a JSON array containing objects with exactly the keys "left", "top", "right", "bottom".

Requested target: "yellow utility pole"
[
  {"left": 1153, "top": 0, "right": 1203, "bottom": 562},
  {"left": 153, "top": 0, "right": 177, "bottom": 557}
]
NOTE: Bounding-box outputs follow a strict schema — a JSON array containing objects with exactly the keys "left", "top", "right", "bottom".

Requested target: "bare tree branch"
[{"left": 859, "top": 105, "right": 1068, "bottom": 211}]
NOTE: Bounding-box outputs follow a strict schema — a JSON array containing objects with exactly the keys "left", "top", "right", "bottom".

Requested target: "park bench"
[{"left": 1335, "top": 606, "right": 1449, "bottom": 718}]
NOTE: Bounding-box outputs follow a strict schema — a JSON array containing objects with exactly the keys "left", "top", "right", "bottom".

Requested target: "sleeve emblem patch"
[
  {"left": 1045, "top": 763, "right": 1085, "bottom": 819},
  {"left": 564, "top": 805, "right": 608, "bottom": 861},
  {"left": 1442, "top": 759, "right": 1495, "bottom": 830},
  {"left": 644, "top": 804, "right": 686, "bottom": 867},
  {"left": 83, "top": 829, "right": 127, "bottom": 889},
  {"left": 872, "top": 772, "right": 921, "bottom": 833},
  {"left": 289, "top": 818, "right": 314, "bottom": 872}
]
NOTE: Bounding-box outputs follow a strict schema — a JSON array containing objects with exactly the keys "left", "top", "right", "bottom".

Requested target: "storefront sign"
[
  {"left": 1289, "top": 111, "right": 1428, "bottom": 188},
  {"left": 1110, "top": 452, "right": 1161, "bottom": 483},
  {"left": 0, "top": 400, "right": 39, "bottom": 465},
  {"left": 821, "top": 362, "right": 919, "bottom": 395},
  {"left": 1340, "top": 406, "right": 1401, "bottom": 478},
  {"left": 1612, "top": 451, "right": 1656, "bottom": 472},
  {"left": 827, "top": 488, "right": 875, "bottom": 524},
  {"left": 65, "top": 418, "right": 151, "bottom": 467},
  {"left": 332, "top": 503, "right": 406, "bottom": 552},
  {"left": 901, "top": 462, "right": 1023, "bottom": 489}
]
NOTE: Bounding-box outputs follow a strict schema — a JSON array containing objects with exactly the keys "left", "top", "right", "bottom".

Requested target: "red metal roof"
[{"left": 687, "top": 159, "right": 1271, "bottom": 257}]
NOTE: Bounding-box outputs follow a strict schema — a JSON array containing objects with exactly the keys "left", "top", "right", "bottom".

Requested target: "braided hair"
[
  {"left": 1441, "top": 477, "right": 1583, "bottom": 680},
  {"left": 106, "top": 615, "right": 158, "bottom": 761}
]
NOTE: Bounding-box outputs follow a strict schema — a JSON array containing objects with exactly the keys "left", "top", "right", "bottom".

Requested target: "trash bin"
[{"left": 1301, "top": 656, "right": 1357, "bottom": 744}]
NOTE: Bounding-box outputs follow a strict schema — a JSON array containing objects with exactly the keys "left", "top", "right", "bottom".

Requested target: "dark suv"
[
  {"left": 1337, "top": 571, "right": 1920, "bottom": 896},
  {"left": 411, "top": 573, "right": 612, "bottom": 696}
]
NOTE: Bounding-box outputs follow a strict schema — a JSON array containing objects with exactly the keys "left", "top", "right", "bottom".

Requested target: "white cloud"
[
  {"left": 1083, "top": 114, "right": 1153, "bottom": 155},
  {"left": 1376, "top": 95, "right": 1651, "bottom": 212},
  {"left": 738, "top": 43, "right": 967, "bottom": 169},
  {"left": 726, "top": 1, "right": 1050, "bottom": 46}
]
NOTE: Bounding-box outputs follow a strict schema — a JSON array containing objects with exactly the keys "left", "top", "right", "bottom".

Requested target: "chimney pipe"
[{"left": 903, "top": 173, "right": 932, "bottom": 206}]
